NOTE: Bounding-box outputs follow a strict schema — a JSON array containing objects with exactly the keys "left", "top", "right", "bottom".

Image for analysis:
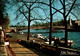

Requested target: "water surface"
[{"left": 23, "top": 29, "right": 80, "bottom": 49}]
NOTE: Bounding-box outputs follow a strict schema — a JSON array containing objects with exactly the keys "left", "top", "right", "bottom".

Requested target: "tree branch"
[
  {"left": 17, "top": 19, "right": 27, "bottom": 24},
  {"left": 30, "top": 0, "right": 39, "bottom": 7},
  {"left": 19, "top": 9, "right": 29, "bottom": 20},
  {"left": 30, "top": 16, "right": 48, "bottom": 22},
  {"left": 70, "top": 12, "right": 78, "bottom": 20},
  {"left": 31, "top": 6, "right": 47, "bottom": 17},
  {"left": 52, "top": 8, "right": 63, "bottom": 15},
  {"left": 66, "top": 0, "right": 76, "bottom": 17},
  {"left": 60, "top": 0, "right": 63, "bottom": 6},
  {"left": 22, "top": 1, "right": 29, "bottom": 9},
  {"left": 32, "top": 10, "right": 43, "bottom": 19},
  {"left": 30, "top": 18, "right": 46, "bottom": 22},
  {"left": 51, "top": 0, "right": 54, "bottom": 4},
  {"left": 24, "top": 1, "right": 63, "bottom": 14}
]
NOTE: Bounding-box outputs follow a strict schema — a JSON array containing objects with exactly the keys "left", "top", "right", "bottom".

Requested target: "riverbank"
[{"left": 8, "top": 33, "right": 80, "bottom": 55}]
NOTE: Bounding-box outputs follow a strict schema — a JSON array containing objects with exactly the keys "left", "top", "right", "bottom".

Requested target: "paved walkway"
[
  {"left": 0, "top": 33, "right": 8, "bottom": 56},
  {"left": 7, "top": 33, "right": 51, "bottom": 56},
  {"left": 0, "top": 45, "right": 8, "bottom": 56},
  {"left": 10, "top": 42, "right": 39, "bottom": 56},
  {"left": 1, "top": 33, "right": 44, "bottom": 56}
]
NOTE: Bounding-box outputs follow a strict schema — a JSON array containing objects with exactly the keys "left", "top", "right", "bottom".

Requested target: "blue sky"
[{"left": 6, "top": 0, "right": 80, "bottom": 26}]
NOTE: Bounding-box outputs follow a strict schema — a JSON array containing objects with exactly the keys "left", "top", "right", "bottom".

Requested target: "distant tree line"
[
  {"left": 31, "top": 19, "right": 65, "bottom": 27},
  {"left": 10, "top": 25, "right": 27, "bottom": 27}
]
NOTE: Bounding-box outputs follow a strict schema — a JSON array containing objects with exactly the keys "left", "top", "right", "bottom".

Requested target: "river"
[{"left": 22, "top": 29, "right": 80, "bottom": 49}]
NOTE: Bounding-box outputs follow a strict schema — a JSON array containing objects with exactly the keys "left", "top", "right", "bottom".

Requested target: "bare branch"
[
  {"left": 15, "top": 3, "right": 29, "bottom": 20},
  {"left": 30, "top": 16, "right": 48, "bottom": 22},
  {"left": 30, "top": 0, "right": 39, "bottom": 7},
  {"left": 38, "top": 2, "right": 63, "bottom": 14},
  {"left": 30, "top": 18, "right": 45, "bottom": 21},
  {"left": 15, "top": 3, "right": 24, "bottom": 13},
  {"left": 60, "top": 0, "right": 63, "bottom": 6},
  {"left": 52, "top": 7, "right": 63, "bottom": 14},
  {"left": 66, "top": 9, "right": 78, "bottom": 19},
  {"left": 51, "top": 0, "right": 54, "bottom": 4},
  {"left": 52, "top": 8, "right": 63, "bottom": 15},
  {"left": 52, "top": 11, "right": 57, "bottom": 15},
  {"left": 22, "top": 1, "right": 29, "bottom": 9},
  {"left": 24, "top": 2, "right": 50, "bottom": 6},
  {"left": 31, "top": 6, "right": 42, "bottom": 11},
  {"left": 70, "top": 12, "right": 78, "bottom": 20},
  {"left": 31, "top": 6, "right": 47, "bottom": 17},
  {"left": 66, "top": 0, "right": 76, "bottom": 17},
  {"left": 17, "top": 19, "right": 27, "bottom": 24},
  {"left": 32, "top": 10, "right": 43, "bottom": 19},
  {"left": 23, "top": 1, "right": 63, "bottom": 14},
  {"left": 14, "top": 13, "right": 21, "bottom": 20},
  {"left": 19, "top": 9, "right": 29, "bottom": 20}
]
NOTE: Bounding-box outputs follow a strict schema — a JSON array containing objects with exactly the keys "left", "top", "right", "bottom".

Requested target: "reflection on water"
[{"left": 23, "top": 29, "right": 80, "bottom": 49}]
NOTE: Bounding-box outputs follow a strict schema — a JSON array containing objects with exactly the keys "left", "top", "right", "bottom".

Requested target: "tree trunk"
[
  {"left": 63, "top": 0, "right": 68, "bottom": 47},
  {"left": 64, "top": 16, "right": 68, "bottom": 47},
  {"left": 27, "top": 8, "right": 30, "bottom": 40},
  {"left": 27, "top": 20, "right": 30, "bottom": 40},
  {"left": 49, "top": 0, "right": 52, "bottom": 45}
]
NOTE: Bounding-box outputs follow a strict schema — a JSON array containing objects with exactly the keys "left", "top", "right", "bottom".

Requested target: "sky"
[{"left": 6, "top": 0, "right": 80, "bottom": 26}]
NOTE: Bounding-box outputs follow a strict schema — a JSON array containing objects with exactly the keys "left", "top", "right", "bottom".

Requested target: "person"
[
  {"left": 53, "top": 36, "right": 56, "bottom": 41},
  {"left": 54, "top": 38, "right": 60, "bottom": 47},
  {"left": 16, "top": 39, "right": 21, "bottom": 43},
  {"left": 56, "top": 38, "right": 60, "bottom": 46}
]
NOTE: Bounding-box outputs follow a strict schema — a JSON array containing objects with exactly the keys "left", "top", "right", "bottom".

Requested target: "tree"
[
  {"left": 7, "top": 0, "right": 79, "bottom": 46},
  {"left": 49, "top": 0, "right": 53, "bottom": 44},
  {"left": 52, "top": 0, "right": 77, "bottom": 47},
  {"left": 0, "top": 0, "right": 9, "bottom": 29},
  {"left": 8, "top": 0, "right": 48, "bottom": 40},
  {"left": 61, "top": 0, "right": 76, "bottom": 47},
  {"left": 0, "top": 0, "right": 5, "bottom": 26},
  {"left": 3, "top": 13, "right": 9, "bottom": 29},
  {"left": 35, "top": 0, "right": 78, "bottom": 45}
]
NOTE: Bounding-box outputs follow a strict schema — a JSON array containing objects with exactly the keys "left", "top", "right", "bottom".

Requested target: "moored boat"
[{"left": 45, "top": 37, "right": 74, "bottom": 47}]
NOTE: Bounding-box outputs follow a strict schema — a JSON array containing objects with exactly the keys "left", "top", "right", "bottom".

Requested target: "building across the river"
[
  {"left": 68, "top": 16, "right": 80, "bottom": 28},
  {"left": 75, "top": 20, "right": 80, "bottom": 26}
]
